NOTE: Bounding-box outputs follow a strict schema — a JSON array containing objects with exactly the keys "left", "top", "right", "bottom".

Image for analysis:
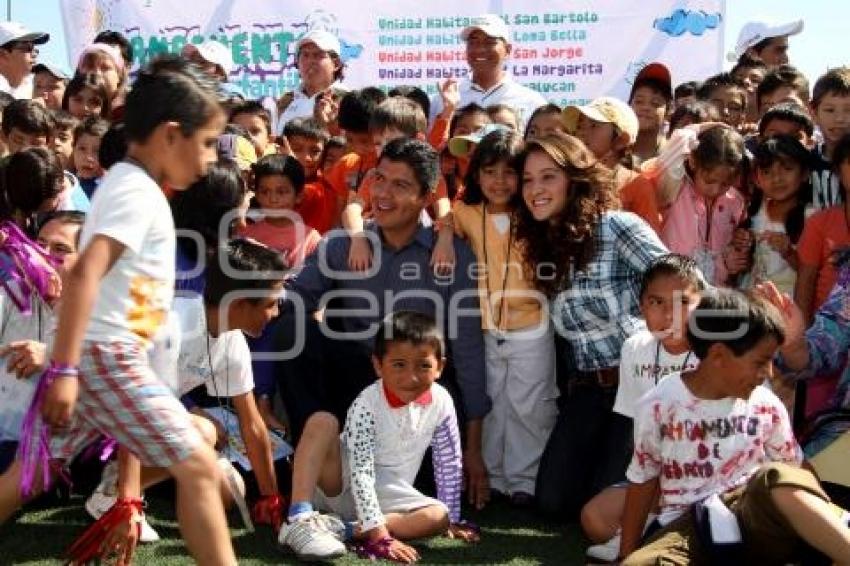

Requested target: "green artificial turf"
[{"left": 0, "top": 493, "right": 587, "bottom": 565}]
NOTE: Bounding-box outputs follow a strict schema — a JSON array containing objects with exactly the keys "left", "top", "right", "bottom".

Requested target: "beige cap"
[
  {"left": 563, "top": 97, "right": 640, "bottom": 145},
  {"left": 447, "top": 123, "right": 511, "bottom": 157}
]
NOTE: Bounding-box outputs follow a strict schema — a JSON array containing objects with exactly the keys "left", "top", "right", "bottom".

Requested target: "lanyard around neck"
[
  {"left": 482, "top": 205, "right": 513, "bottom": 331},
  {"left": 653, "top": 339, "right": 693, "bottom": 385}
]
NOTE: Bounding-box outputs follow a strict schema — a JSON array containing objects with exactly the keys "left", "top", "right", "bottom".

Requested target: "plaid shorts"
[{"left": 51, "top": 341, "right": 201, "bottom": 468}]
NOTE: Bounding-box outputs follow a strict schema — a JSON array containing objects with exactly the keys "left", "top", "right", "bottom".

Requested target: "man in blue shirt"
[{"left": 276, "top": 138, "right": 490, "bottom": 506}]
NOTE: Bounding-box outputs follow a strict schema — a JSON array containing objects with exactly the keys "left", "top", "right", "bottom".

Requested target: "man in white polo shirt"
[
  {"left": 0, "top": 22, "right": 48, "bottom": 99},
  {"left": 429, "top": 14, "right": 546, "bottom": 130}
]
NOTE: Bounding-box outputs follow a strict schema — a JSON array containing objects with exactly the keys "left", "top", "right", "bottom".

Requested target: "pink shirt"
[
  {"left": 239, "top": 220, "right": 321, "bottom": 270},
  {"left": 660, "top": 178, "right": 745, "bottom": 286}
]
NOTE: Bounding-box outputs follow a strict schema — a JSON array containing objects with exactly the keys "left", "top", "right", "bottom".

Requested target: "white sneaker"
[
  {"left": 84, "top": 488, "right": 116, "bottom": 520},
  {"left": 85, "top": 489, "right": 161, "bottom": 543},
  {"left": 136, "top": 515, "right": 161, "bottom": 544},
  {"left": 278, "top": 512, "right": 347, "bottom": 560},
  {"left": 585, "top": 533, "right": 621, "bottom": 562},
  {"left": 97, "top": 460, "right": 119, "bottom": 494},
  {"left": 313, "top": 513, "right": 347, "bottom": 541}
]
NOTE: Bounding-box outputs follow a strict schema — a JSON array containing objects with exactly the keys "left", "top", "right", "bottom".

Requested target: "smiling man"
[
  {"left": 429, "top": 13, "right": 546, "bottom": 130},
  {"left": 277, "top": 137, "right": 491, "bottom": 507},
  {"left": 0, "top": 21, "right": 48, "bottom": 100}
]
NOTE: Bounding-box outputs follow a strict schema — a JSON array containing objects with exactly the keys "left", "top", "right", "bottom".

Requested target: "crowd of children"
[{"left": 0, "top": 12, "right": 849, "bottom": 566}]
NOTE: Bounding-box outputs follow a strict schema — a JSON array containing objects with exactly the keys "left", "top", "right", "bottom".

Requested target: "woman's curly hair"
[{"left": 514, "top": 133, "right": 619, "bottom": 297}]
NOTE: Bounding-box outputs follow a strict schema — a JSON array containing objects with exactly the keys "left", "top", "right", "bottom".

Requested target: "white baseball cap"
[
  {"left": 727, "top": 19, "right": 803, "bottom": 62},
  {"left": 296, "top": 29, "right": 341, "bottom": 56},
  {"left": 0, "top": 21, "right": 48, "bottom": 47},
  {"left": 460, "top": 14, "right": 510, "bottom": 42},
  {"left": 183, "top": 40, "right": 234, "bottom": 76}
]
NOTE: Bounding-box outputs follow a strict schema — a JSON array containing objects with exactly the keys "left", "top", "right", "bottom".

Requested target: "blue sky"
[{"left": 9, "top": 1, "right": 848, "bottom": 86}]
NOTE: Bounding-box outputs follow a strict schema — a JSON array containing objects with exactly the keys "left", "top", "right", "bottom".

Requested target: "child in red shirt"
[
  {"left": 240, "top": 154, "right": 321, "bottom": 270},
  {"left": 283, "top": 118, "right": 344, "bottom": 234}
]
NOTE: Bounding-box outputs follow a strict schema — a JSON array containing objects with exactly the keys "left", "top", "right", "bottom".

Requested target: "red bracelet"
[
  {"left": 434, "top": 218, "right": 454, "bottom": 232},
  {"left": 65, "top": 496, "right": 145, "bottom": 563},
  {"left": 115, "top": 497, "right": 145, "bottom": 511}
]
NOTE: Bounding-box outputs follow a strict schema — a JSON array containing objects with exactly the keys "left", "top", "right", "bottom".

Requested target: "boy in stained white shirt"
[
  {"left": 620, "top": 290, "right": 850, "bottom": 565},
  {"left": 279, "top": 311, "right": 480, "bottom": 563},
  {"left": 582, "top": 254, "right": 704, "bottom": 562}
]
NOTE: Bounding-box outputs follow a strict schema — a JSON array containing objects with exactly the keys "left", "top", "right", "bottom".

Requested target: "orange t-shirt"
[
  {"left": 428, "top": 115, "right": 451, "bottom": 150},
  {"left": 797, "top": 206, "right": 850, "bottom": 309},
  {"left": 325, "top": 151, "right": 378, "bottom": 198},
  {"left": 619, "top": 174, "right": 662, "bottom": 234},
  {"left": 297, "top": 176, "right": 345, "bottom": 234}
]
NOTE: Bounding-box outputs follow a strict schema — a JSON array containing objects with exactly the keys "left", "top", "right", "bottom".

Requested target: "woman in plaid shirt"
[{"left": 514, "top": 133, "right": 668, "bottom": 520}]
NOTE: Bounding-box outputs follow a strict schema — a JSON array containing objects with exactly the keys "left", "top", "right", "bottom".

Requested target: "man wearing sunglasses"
[{"left": 0, "top": 22, "right": 48, "bottom": 100}]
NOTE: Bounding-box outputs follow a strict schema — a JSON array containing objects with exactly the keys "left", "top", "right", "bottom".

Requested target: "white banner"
[{"left": 60, "top": 0, "right": 725, "bottom": 106}]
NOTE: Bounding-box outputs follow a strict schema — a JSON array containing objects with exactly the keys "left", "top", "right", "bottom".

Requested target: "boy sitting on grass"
[
  {"left": 619, "top": 289, "right": 850, "bottom": 565},
  {"left": 278, "top": 311, "right": 479, "bottom": 562}
]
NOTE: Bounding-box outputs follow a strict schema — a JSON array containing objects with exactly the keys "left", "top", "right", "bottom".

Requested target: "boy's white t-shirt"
[
  {"left": 627, "top": 373, "right": 802, "bottom": 525},
  {"left": 173, "top": 295, "right": 254, "bottom": 398},
  {"left": 614, "top": 330, "right": 699, "bottom": 419},
  {"left": 80, "top": 162, "right": 175, "bottom": 345}
]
